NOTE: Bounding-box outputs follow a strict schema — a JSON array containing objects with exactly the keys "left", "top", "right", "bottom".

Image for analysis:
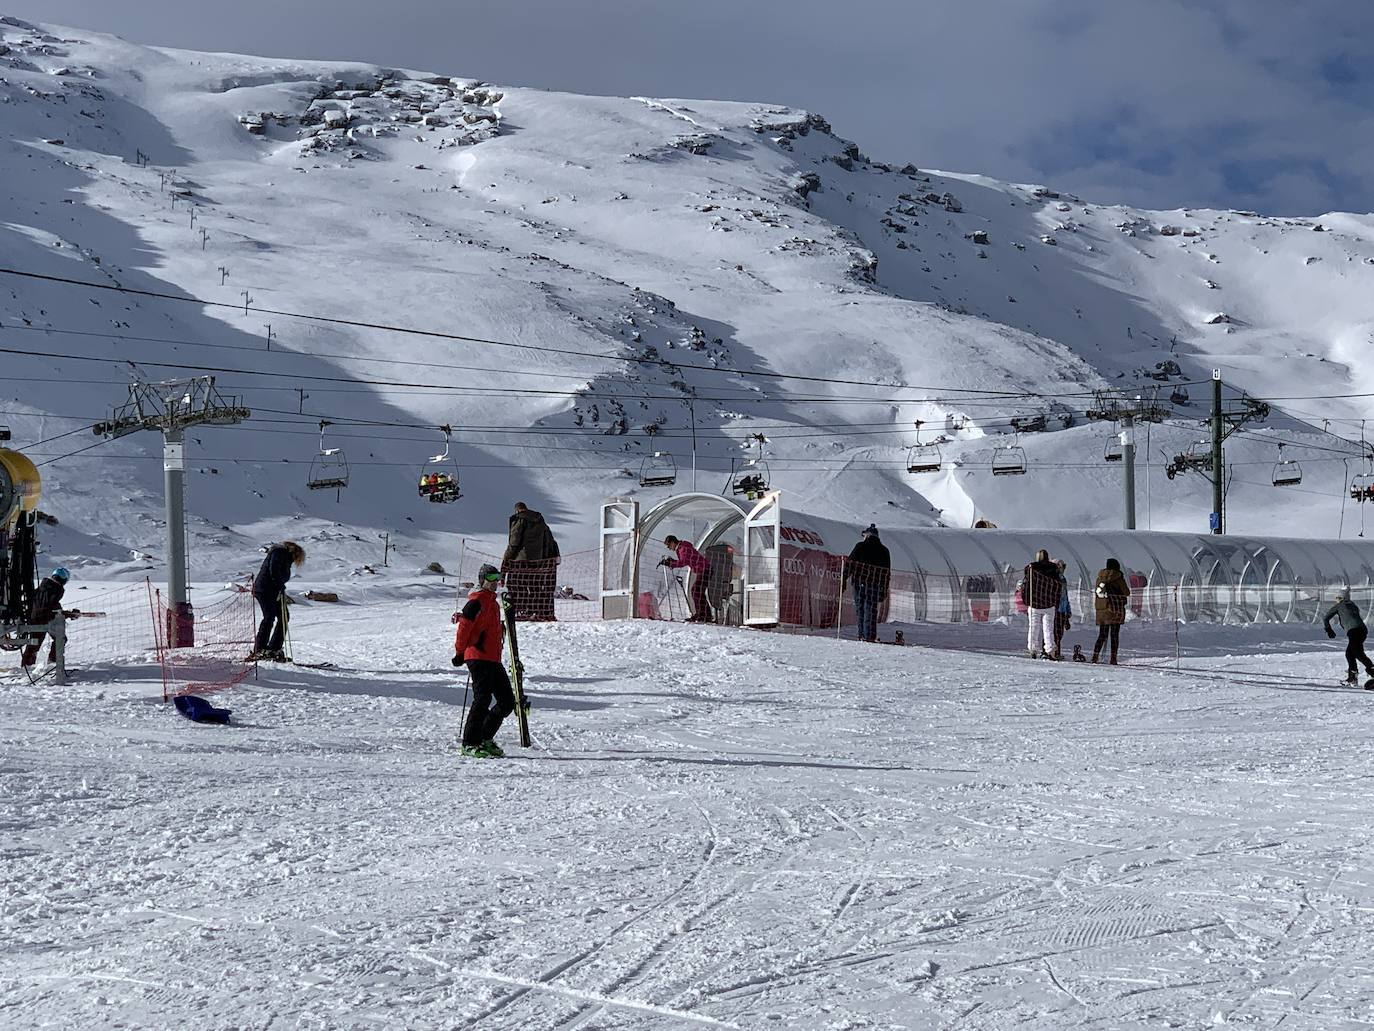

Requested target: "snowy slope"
[
  {"left": 6, "top": 597, "right": 1374, "bottom": 1028},
  {"left": 1, "top": 16, "right": 1372, "bottom": 587}
]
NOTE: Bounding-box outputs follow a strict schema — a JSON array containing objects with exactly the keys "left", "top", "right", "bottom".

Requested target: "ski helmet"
[
  {"left": 51, "top": 567, "right": 70, "bottom": 583},
  {"left": 477, "top": 563, "right": 501, "bottom": 583}
]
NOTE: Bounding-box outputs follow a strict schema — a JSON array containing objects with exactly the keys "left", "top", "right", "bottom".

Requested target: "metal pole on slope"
[
  {"left": 1122, "top": 412, "right": 1137, "bottom": 530},
  {"left": 163, "top": 428, "right": 192, "bottom": 646},
  {"left": 688, "top": 393, "right": 698, "bottom": 493},
  {"left": 1211, "top": 370, "right": 1224, "bottom": 535}
]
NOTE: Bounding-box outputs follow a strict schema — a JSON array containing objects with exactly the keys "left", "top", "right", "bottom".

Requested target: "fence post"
[{"left": 835, "top": 558, "right": 845, "bottom": 639}]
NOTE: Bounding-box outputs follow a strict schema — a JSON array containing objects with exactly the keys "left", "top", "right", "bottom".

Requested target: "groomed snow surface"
[{"left": 5, "top": 597, "right": 1374, "bottom": 1029}]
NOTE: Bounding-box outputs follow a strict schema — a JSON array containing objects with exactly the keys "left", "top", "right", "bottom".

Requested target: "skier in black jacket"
[
  {"left": 20, "top": 567, "right": 68, "bottom": 667},
  {"left": 842, "top": 524, "right": 891, "bottom": 643},
  {"left": 251, "top": 541, "right": 304, "bottom": 660},
  {"left": 1323, "top": 591, "right": 1374, "bottom": 686},
  {"left": 1022, "top": 549, "right": 1063, "bottom": 659}
]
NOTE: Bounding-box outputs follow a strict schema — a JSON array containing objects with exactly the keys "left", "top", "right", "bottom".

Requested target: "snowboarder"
[
  {"left": 452, "top": 563, "right": 515, "bottom": 756},
  {"left": 1091, "top": 557, "right": 1130, "bottom": 664},
  {"left": 1022, "top": 549, "right": 1062, "bottom": 659},
  {"left": 20, "top": 567, "right": 68, "bottom": 667},
  {"left": 660, "top": 535, "right": 712, "bottom": 622},
  {"left": 250, "top": 541, "right": 304, "bottom": 661},
  {"left": 1322, "top": 591, "right": 1374, "bottom": 686},
  {"left": 502, "top": 502, "right": 560, "bottom": 621},
  {"left": 843, "top": 524, "right": 891, "bottom": 643},
  {"left": 1052, "top": 559, "right": 1072, "bottom": 660}
]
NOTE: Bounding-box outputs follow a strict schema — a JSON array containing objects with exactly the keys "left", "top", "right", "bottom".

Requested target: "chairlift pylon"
[
  {"left": 638, "top": 450, "right": 677, "bottom": 488},
  {"left": 418, "top": 424, "right": 461, "bottom": 503},
  {"left": 905, "top": 420, "right": 941, "bottom": 474},
  {"left": 306, "top": 419, "right": 349, "bottom": 495}
]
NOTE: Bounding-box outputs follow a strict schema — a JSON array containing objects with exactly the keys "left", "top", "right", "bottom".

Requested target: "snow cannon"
[
  {"left": 1, "top": 445, "right": 41, "bottom": 630},
  {"left": 0, "top": 446, "right": 40, "bottom": 532}
]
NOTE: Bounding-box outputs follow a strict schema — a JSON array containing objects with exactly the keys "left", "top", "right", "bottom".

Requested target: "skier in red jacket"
[
  {"left": 452, "top": 564, "right": 515, "bottom": 757},
  {"left": 660, "top": 536, "right": 713, "bottom": 623}
]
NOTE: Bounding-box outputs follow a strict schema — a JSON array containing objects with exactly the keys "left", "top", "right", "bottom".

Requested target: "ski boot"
[
  {"left": 479, "top": 739, "right": 505, "bottom": 758},
  {"left": 1027, "top": 649, "right": 1039, "bottom": 659},
  {"left": 459, "top": 743, "right": 497, "bottom": 759},
  {"left": 1345, "top": 670, "right": 1359, "bottom": 687}
]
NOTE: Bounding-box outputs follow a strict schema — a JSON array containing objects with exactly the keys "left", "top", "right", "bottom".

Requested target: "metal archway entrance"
[{"left": 599, "top": 492, "right": 752, "bottom": 621}]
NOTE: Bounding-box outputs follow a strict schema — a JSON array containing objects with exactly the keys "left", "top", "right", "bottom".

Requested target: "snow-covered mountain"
[{"left": 3, "top": 16, "right": 1371, "bottom": 581}]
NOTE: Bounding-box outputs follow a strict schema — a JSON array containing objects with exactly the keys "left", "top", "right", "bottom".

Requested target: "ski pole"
[
  {"left": 280, "top": 592, "right": 293, "bottom": 661},
  {"left": 460, "top": 669, "right": 471, "bottom": 730}
]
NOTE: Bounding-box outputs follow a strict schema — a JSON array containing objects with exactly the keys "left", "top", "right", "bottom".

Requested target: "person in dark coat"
[
  {"left": 501, "top": 502, "right": 560, "bottom": 621},
  {"left": 20, "top": 567, "right": 68, "bottom": 667},
  {"left": 843, "top": 524, "right": 891, "bottom": 643},
  {"left": 452, "top": 563, "right": 515, "bottom": 756},
  {"left": 1022, "top": 549, "right": 1062, "bottom": 658},
  {"left": 1092, "top": 557, "right": 1130, "bottom": 664},
  {"left": 1052, "top": 559, "right": 1072, "bottom": 660},
  {"left": 251, "top": 541, "right": 304, "bottom": 660},
  {"left": 1323, "top": 591, "right": 1374, "bottom": 685}
]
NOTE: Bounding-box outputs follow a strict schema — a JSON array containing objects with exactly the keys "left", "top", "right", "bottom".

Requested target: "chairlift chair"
[
  {"left": 1351, "top": 473, "right": 1374, "bottom": 503},
  {"left": 905, "top": 420, "right": 941, "bottom": 474},
  {"left": 1271, "top": 445, "right": 1301, "bottom": 487},
  {"left": 1170, "top": 386, "right": 1190, "bottom": 406},
  {"left": 729, "top": 458, "right": 770, "bottom": 500},
  {"left": 906, "top": 444, "right": 941, "bottom": 474},
  {"left": 418, "top": 424, "right": 461, "bottom": 503},
  {"left": 1272, "top": 461, "right": 1302, "bottom": 487},
  {"left": 638, "top": 451, "right": 677, "bottom": 488},
  {"left": 1104, "top": 438, "right": 1124, "bottom": 463},
  {"left": 991, "top": 444, "right": 1027, "bottom": 476},
  {"left": 306, "top": 420, "right": 349, "bottom": 493}
]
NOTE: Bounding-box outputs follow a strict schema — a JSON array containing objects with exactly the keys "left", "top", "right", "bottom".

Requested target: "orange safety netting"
[
  {"left": 454, "top": 546, "right": 601, "bottom": 622},
  {"left": 153, "top": 587, "right": 256, "bottom": 701}
]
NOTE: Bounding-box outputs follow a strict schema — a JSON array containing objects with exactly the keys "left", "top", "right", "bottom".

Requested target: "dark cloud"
[{"left": 8, "top": 0, "right": 1371, "bottom": 214}]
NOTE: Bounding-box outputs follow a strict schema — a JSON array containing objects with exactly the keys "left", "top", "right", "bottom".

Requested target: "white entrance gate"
[
  {"left": 599, "top": 498, "right": 639, "bottom": 620},
  {"left": 743, "top": 491, "right": 781, "bottom": 626}
]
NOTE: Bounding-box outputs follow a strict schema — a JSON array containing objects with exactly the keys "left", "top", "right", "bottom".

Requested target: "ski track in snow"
[{"left": 6, "top": 600, "right": 1374, "bottom": 1028}]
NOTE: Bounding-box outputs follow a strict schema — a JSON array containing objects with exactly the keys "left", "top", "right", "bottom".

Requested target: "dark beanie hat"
[{"left": 862, "top": 524, "right": 879, "bottom": 538}]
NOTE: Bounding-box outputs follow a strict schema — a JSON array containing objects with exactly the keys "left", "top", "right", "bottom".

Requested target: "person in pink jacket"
[{"left": 659, "top": 535, "right": 712, "bottom": 623}]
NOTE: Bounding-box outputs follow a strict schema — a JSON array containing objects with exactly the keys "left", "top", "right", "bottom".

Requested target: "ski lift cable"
[{"left": 0, "top": 266, "right": 1135, "bottom": 397}]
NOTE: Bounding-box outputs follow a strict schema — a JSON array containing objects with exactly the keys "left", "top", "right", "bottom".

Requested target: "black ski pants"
[
  {"left": 463, "top": 659, "right": 515, "bottom": 747},
  {"left": 254, "top": 592, "right": 286, "bottom": 654},
  {"left": 1093, "top": 623, "right": 1121, "bottom": 662},
  {"left": 1345, "top": 625, "right": 1374, "bottom": 676}
]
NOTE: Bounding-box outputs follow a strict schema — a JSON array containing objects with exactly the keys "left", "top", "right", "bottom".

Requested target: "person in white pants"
[{"left": 1021, "top": 548, "right": 1063, "bottom": 659}]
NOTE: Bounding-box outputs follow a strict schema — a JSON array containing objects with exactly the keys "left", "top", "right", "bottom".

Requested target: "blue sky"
[{"left": 9, "top": 0, "right": 1372, "bottom": 215}]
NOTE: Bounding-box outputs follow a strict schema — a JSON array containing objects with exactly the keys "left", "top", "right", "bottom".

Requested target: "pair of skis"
[{"left": 500, "top": 592, "right": 532, "bottom": 748}]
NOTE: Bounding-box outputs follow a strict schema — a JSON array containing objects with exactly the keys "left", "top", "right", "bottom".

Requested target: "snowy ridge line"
[{"left": 409, "top": 949, "right": 740, "bottom": 1028}]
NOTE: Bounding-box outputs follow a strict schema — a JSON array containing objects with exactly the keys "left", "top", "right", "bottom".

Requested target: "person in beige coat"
[{"left": 1092, "top": 557, "right": 1130, "bottom": 664}]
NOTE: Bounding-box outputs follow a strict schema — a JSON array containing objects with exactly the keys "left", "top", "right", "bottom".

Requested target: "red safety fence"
[
  {"left": 41, "top": 581, "right": 163, "bottom": 678},
  {"left": 153, "top": 586, "right": 256, "bottom": 701},
  {"left": 453, "top": 546, "right": 602, "bottom": 622}
]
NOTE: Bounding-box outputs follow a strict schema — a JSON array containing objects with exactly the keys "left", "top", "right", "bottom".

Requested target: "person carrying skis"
[
  {"left": 452, "top": 563, "right": 515, "bottom": 756},
  {"left": 1091, "top": 557, "right": 1130, "bottom": 664},
  {"left": 502, "top": 502, "right": 560, "bottom": 621},
  {"left": 660, "top": 535, "right": 712, "bottom": 623},
  {"left": 1323, "top": 590, "right": 1374, "bottom": 686},
  {"left": 1051, "top": 559, "right": 1072, "bottom": 660},
  {"left": 20, "top": 567, "right": 69, "bottom": 667},
  {"left": 250, "top": 541, "right": 304, "bottom": 661},
  {"left": 843, "top": 524, "right": 891, "bottom": 643},
  {"left": 1022, "top": 549, "right": 1062, "bottom": 659}
]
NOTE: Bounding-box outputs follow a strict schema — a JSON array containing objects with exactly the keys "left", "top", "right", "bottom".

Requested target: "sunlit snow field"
[{"left": 5, "top": 597, "right": 1374, "bottom": 1029}]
